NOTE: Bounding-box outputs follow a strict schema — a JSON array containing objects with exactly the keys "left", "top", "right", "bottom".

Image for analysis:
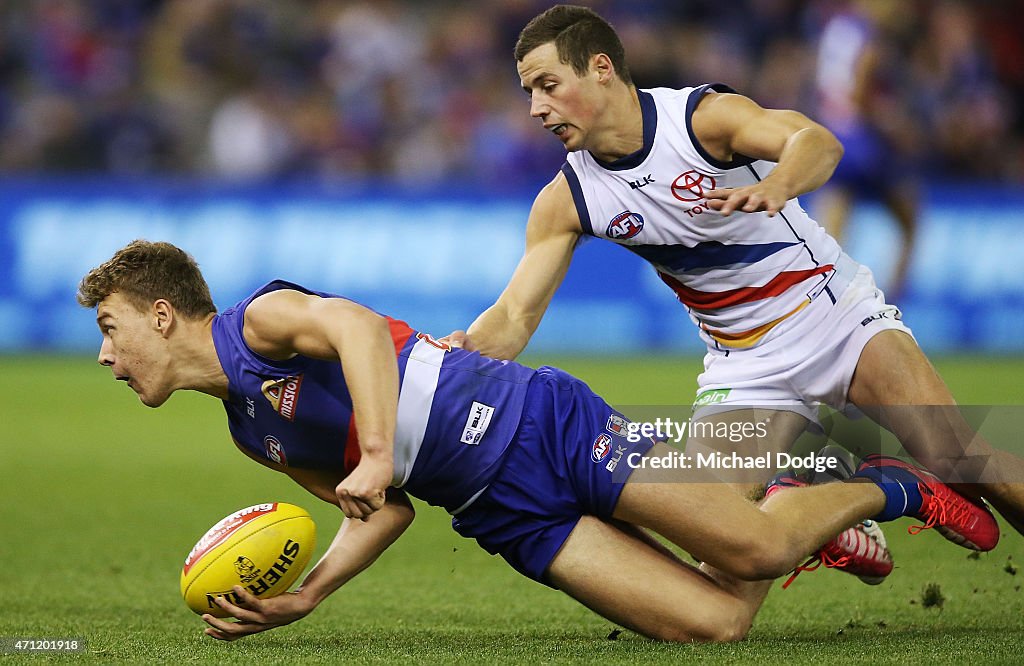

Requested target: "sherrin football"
[{"left": 181, "top": 502, "right": 316, "bottom": 617}]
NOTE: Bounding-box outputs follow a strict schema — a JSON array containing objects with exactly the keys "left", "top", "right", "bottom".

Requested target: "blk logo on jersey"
[
  {"left": 261, "top": 375, "right": 303, "bottom": 421},
  {"left": 605, "top": 445, "right": 628, "bottom": 472},
  {"left": 860, "top": 308, "right": 902, "bottom": 327},
  {"left": 264, "top": 435, "right": 288, "bottom": 466},
  {"left": 628, "top": 174, "right": 655, "bottom": 190},
  {"left": 461, "top": 401, "right": 495, "bottom": 445},
  {"left": 592, "top": 433, "right": 613, "bottom": 463},
  {"left": 606, "top": 211, "right": 645, "bottom": 240},
  {"left": 671, "top": 170, "right": 716, "bottom": 202}
]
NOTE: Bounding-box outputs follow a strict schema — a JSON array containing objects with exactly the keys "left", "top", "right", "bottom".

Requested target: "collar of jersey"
[{"left": 591, "top": 89, "right": 656, "bottom": 171}]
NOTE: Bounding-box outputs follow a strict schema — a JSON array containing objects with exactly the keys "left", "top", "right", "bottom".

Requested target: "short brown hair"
[
  {"left": 77, "top": 240, "right": 216, "bottom": 319},
  {"left": 515, "top": 5, "right": 631, "bottom": 85}
]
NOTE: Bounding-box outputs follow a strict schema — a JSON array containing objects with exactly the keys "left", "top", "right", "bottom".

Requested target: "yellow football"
[{"left": 180, "top": 502, "right": 316, "bottom": 617}]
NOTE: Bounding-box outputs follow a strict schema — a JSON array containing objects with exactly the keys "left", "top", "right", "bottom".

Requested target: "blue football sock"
[{"left": 854, "top": 465, "right": 925, "bottom": 522}]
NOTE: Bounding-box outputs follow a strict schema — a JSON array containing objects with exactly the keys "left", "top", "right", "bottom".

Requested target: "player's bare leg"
[
  {"left": 684, "top": 408, "right": 808, "bottom": 499},
  {"left": 546, "top": 515, "right": 770, "bottom": 642},
  {"left": 816, "top": 186, "right": 854, "bottom": 243},
  {"left": 882, "top": 185, "right": 918, "bottom": 302},
  {"left": 611, "top": 442, "right": 887, "bottom": 581},
  {"left": 848, "top": 329, "right": 1024, "bottom": 535}
]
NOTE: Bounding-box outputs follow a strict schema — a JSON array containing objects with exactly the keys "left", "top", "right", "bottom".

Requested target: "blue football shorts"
[
  {"left": 451, "top": 366, "right": 654, "bottom": 587},
  {"left": 830, "top": 122, "right": 916, "bottom": 197}
]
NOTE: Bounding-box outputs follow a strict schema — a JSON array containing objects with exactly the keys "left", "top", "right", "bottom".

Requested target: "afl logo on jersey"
[
  {"left": 592, "top": 433, "right": 613, "bottom": 463},
  {"left": 606, "top": 211, "right": 644, "bottom": 240},
  {"left": 264, "top": 435, "right": 288, "bottom": 466},
  {"left": 671, "top": 170, "right": 716, "bottom": 202}
]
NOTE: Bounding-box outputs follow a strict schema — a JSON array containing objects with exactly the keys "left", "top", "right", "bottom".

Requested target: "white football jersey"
[{"left": 562, "top": 84, "right": 844, "bottom": 351}]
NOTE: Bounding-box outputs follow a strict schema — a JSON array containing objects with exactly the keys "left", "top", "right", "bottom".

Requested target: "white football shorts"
[{"left": 693, "top": 254, "right": 913, "bottom": 425}]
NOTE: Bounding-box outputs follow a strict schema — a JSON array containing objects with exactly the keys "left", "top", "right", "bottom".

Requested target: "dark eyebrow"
[{"left": 521, "top": 72, "right": 554, "bottom": 95}]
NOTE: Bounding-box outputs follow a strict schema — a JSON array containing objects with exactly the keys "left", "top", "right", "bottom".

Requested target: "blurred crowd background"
[{"left": 0, "top": 0, "right": 1021, "bottom": 189}]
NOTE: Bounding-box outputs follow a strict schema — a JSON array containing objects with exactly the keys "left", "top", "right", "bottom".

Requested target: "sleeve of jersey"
[
  {"left": 684, "top": 82, "right": 757, "bottom": 171},
  {"left": 559, "top": 161, "right": 594, "bottom": 235}
]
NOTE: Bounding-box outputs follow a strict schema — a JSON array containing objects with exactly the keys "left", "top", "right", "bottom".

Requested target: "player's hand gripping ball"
[{"left": 181, "top": 502, "right": 316, "bottom": 617}]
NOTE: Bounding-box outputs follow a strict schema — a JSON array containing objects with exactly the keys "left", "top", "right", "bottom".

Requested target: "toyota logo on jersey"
[
  {"left": 671, "top": 170, "right": 717, "bottom": 202},
  {"left": 606, "top": 211, "right": 645, "bottom": 239}
]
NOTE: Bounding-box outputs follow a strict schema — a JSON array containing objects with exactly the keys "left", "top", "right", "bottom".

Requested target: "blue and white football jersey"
[{"left": 212, "top": 280, "right": 536, "bottom": 513}]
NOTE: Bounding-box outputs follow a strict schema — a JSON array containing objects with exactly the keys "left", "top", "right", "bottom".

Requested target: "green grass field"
[{"left": 3, "top": 354, "right": 1024, "bottom": 664}]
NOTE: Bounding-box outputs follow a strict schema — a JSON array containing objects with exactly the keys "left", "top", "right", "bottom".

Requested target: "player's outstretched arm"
[
  {"left": 457, "top": 174, "right": 582, "bottom": 359},
  {"left": 202, "top": 489, "right": 415, "bottom": 641},
  {"left": 243, "top": 290, "right": 399, "bottom": 520},
  {"left": 694, "top": 92, "right": 844, "bottom": 216}
]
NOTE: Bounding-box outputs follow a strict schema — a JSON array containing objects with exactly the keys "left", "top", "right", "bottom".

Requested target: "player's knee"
[
  {"left": 721, "top": 536, "right": 796, "bottom": 581},
  {"left": 752, "top": 544, "right": 796, "bottom": 580},
  {"left": 703, "top": 616, "right": 750, "bottom": 643},
  {"left": 659, "top": 616, "right": 750, "bottom": 643}
]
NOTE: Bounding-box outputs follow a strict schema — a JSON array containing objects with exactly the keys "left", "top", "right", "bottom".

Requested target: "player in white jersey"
[
  {"left": 448, "top": 5, "right": 1024, "bottom": 537},
  {"left": 560, "top": 83, "right": 849, "bottom": 355}
]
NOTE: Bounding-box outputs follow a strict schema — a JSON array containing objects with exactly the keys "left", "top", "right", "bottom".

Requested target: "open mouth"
[{"left": 551, "top": 123, "right": 568, "bottom": 136}]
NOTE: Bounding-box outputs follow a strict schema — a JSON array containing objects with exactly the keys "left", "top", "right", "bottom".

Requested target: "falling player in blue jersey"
[
  {"left": 79, "top": 240, "right": 997, "bottom": 643},
  {"left": 447, "top": 5, "right": 1024, "bottom": 542}
]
